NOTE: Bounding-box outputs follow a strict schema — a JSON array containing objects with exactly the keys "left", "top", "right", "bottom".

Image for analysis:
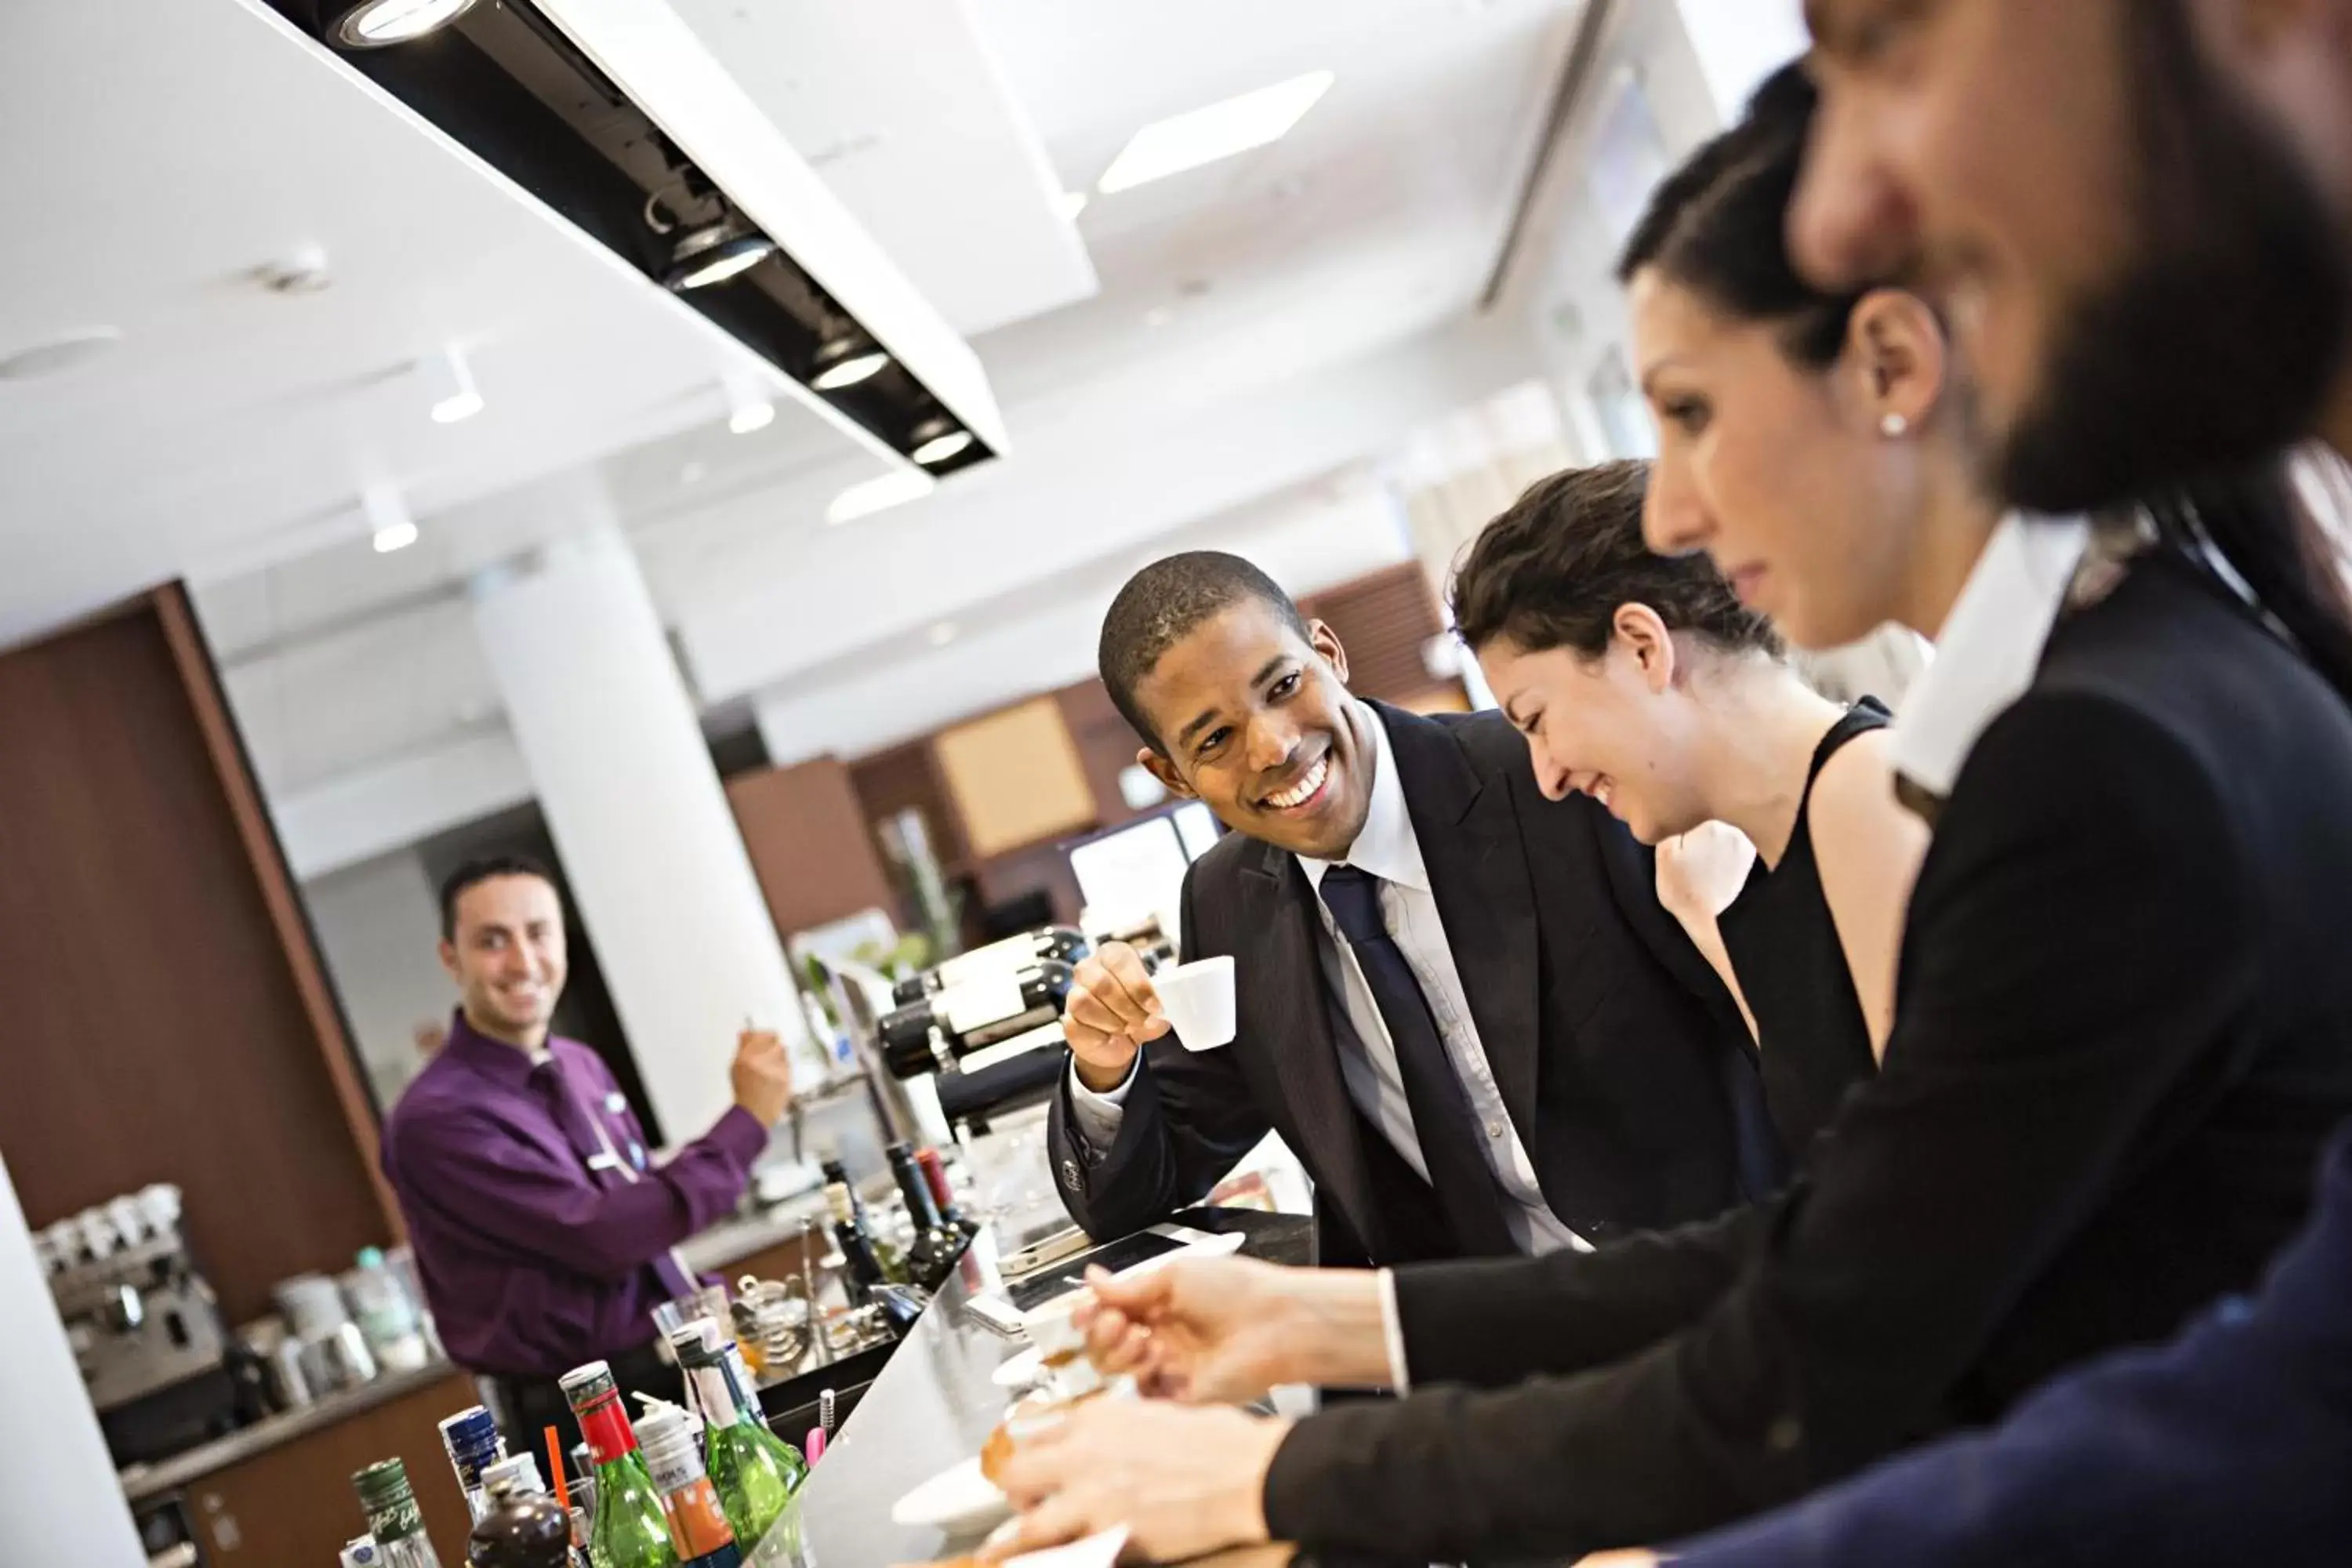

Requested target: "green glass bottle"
[
  {"left": 673, "top": 1327, "right": 805, "bottom": 1549},
  {"left": 560, "top": 1361, "right": 681, "bottom": 1568}
]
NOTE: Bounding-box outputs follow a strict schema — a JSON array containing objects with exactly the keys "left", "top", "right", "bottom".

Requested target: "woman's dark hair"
[
  {"left": 1617, "top": 64, "right": 1861, "bottom": 368},
  {"left": 1450, "top": 459, "right": 1783, "bottom": 661}
]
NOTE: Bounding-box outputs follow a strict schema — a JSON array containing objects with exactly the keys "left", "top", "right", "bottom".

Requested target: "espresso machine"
[
  {"left": 877, "top": 925, "right": 1088, "bottom": 1127},
  {"left": 41, "top": 1185, "right": 241, "bottom": 1465}
]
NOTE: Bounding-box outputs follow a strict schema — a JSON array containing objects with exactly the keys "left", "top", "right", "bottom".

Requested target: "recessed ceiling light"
[
  {"left": 810, "top": 335, "right": 890, "bottom": 392},
  {"left": 0, "top": 327, "right": 122, "bottom": 381},
  {"left": 680, "top": 460, "right": 708, "bottom": 485},
  {"left": 909, "top": 418, "right": 974, "bottom": 466},
  {"left": 665, "top": 223, "right": 776, "bottom": 292},
  {"left": 425, "top": 345, "right": 482, "bottom": 424},
  {"left": 1058, "top": 191, "right": 1091, "bottom": 221},
  {"left": 826, "top": 469, "right": 935, "bottom": 526},
  {"left": 927, "top": 621, "right": 960, "bottom": 647},
  {"left": 1144, "top": 306, "right": 1175, "bottom": 329},
  {"left": 328, "top": 0, "right": 479, "bottom": 49},
  {"left": 1097, "top": 71, "right": 1334, "bottom": 194}
]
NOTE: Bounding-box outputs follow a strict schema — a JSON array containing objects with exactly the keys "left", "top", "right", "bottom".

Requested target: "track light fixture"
[
  {"left": 362, "top": 484, "right": 420, "bottom": 553},
  {"left": 424, "top": 344, "right": 482, "bottom": 424},
  {"left": 323, "top": 0, "right": 479, "bottom": 49},
  {"left": 663, "top": 222, "right": 778, "bottom": 292},
  {"left": 909, "top": 417, "right": 974, "bottom": 466},
  {"left": 810, "top": 334, "right": 890, "bottom": 394},
  {"left": 724, "top": 371, "right": 775, "bottom": 436}
]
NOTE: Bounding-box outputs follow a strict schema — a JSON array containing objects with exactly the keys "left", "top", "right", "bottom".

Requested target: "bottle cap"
[
  {"left": 481, "top": 1452, "right": 545, "bottom": 1497},
  {"left": 636, "top": 1405, "right": 705, "bottom": 1490},
  {"left": 667, "top": 1316, "right": 721, "bottom": 1363},
  {"left": 558, "top": 1360, "right": 616, "bottom": 1408},
  {"left": 438, "top": 1403, "right": 502, "bottom": 1477},
  {"left": 352, "top": 1459, "right": 423, "bottom": 1541}
]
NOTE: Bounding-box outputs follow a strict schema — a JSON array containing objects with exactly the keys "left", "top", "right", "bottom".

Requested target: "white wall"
[
  {"left": 306, "top": 850, "right": 457, "bottom": 1110},
  {"left": 0, "top": 1158, "right": 145, "bottom": 1567},
  {"left": 275, "top": 727, "right": 534, "bottom": 881},
  {"left": 754, "top": 467, "right": 1415, "bottom": 764}
]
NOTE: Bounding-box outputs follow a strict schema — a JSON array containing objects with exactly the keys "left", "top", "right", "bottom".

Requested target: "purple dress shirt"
[{"left": 381, "top": 1011, "right": 765, "bottom": 1378}]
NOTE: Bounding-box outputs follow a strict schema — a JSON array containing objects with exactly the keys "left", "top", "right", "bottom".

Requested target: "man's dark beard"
[{"left": 1996, "top": 2, "right": 2351, "bottom": 513}]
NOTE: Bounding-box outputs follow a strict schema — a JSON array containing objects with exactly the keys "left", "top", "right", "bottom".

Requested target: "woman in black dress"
[{"left": 1451, "top": 459, "right": 1926, "bottom": 1153}]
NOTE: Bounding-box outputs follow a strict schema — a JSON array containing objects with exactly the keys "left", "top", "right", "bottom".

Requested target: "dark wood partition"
[{"left": 0, "top": 585, "right": 395, "bottom": 1323}]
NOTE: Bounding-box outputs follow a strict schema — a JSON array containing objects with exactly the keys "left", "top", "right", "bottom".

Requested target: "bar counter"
[{"left": 768, "top": 1207, "right": 1313, "bottom": 1567}]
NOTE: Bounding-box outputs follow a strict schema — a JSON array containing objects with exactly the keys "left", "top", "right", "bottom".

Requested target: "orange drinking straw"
[{"left": 546, "top": 1425, "right": 571, "bottom": 1512}]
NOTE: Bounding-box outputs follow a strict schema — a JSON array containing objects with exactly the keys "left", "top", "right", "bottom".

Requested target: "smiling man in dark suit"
[{"left": 1045, "top": 550, "right": 1765, "bottom": 1269}]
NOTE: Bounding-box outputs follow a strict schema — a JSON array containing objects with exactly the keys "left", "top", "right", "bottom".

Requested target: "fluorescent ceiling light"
[
  {"left": 1097, "top": 71, "right": 1334, "bottom": 194},
  {"left": 826, "top": 469, "right": 935, "bottom": 527},
  {"left": 1058, "top": 191, "right": 1090, "bottom": 220}
]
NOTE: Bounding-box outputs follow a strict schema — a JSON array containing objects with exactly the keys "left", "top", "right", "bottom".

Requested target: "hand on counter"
[
  {"left": 1073, "top": 1258, "right": 1390, "bottom": 1404},
  {"left": 731, "top": 1028, "right": 794, "bottom": 1127},
  {"left": 1062, "top": 942, "right": 1171, "bottom": 1092},
  {"left": 989, "top": 1399, "right": 1290, "bottom": 1564}
]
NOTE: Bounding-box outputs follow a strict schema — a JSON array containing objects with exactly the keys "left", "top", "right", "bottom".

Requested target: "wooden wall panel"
[
  {"left": 932, "top": 697, "right": 1096, "bottom": 859},
  {"left": 727, "top": 757, "right": 899, "bottom": 942},
  {"left": 0, "top": 593, "right": 390, "bottom": 1322},
  {"left": 187, "top": 1370, "right": 478, "bottom": 1567},
  {"left": 848, "top": 739, "right": 967, "bottom": 873},
  {"left": 1054, "top": 677, "right": 1153, "bottom": 829},
  {"left": 1299, "top": 561, "right": 1466, "bottom": 710}
]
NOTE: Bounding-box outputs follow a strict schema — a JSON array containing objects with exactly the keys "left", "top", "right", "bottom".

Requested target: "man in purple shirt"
[{"left": 380, "top": 855, "right": 793, "bottom": 1441}]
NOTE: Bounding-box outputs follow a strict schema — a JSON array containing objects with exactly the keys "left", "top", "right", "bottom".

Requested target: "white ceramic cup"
[{"left": 1152, "top": 956, "right": 1237, "bottom": 1050}]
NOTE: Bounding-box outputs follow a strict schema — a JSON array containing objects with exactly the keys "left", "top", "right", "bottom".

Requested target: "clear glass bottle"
[
  {"left": 437, "top": 1403, "right": 506, "bottom": 1525},
  {"left": 352, "top": 1458, "right": 444, "bottom": 1568}
]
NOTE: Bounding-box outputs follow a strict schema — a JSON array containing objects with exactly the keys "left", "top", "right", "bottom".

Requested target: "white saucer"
[
  {"left": 991, "top": 1345, "right": 1046, "bottom": 1388},
  {"left": 890, "top": 1454, "right": 1011, "bottom": 1535}
]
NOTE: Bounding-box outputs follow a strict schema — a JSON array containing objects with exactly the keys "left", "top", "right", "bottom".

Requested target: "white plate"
[
  {"left": 890, "top": 1455, "right": 1011, "bottom": 1535},
  {"left": 991, "top": 1345, "right": 1046, "bottom": 1388}
]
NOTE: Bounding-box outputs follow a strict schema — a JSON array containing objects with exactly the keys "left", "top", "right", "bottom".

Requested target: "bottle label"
[
  {"left": 572, "top": 1389, "right": 639, "bottom": 1467},
  {"left": 361, "top": 1494, "right": 423, "bottom": 1543},
  {"left": 688, "top": 1363, "right": 740, "bottom": 1429},
  {"left": 659, "top": 1475, "right": 739, "bottom": 1559}
]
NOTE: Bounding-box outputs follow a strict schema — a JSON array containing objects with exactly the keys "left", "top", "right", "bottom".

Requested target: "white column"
[
  {"left": 0, "top": 1156, "right": 146, "bottom": 1567},
  {"left": 469, "top": 477, "right": 815, "bottom": 1144}
]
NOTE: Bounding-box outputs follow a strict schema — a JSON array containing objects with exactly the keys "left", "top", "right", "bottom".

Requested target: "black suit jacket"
[
  {"left": 1045, "top": 700, "right": 1758, "bottom": 1267},
  {"left": 1265, "top": 550, "right": 2352, "bottom": 1561}
]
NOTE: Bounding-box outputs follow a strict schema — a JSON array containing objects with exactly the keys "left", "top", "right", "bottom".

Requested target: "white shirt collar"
[
  {"left": 1296, "top": 703, "right": 1431, "bottom": 894},
  {"left": 1889, "top": 510, "right": 2092, "bottom": 800}
]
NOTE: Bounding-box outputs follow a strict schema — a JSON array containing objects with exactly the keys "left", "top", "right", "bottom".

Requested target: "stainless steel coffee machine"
[{"left": 39, "top": 1185, "right": 240, "bottom": 1465}]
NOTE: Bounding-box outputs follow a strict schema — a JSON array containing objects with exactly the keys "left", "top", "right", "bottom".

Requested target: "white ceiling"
[
  {"left": 190, "top": 0, "right": 1587, "bottom": 797},
  {"left": 0, "top": 0, "right": 867, "bottom": 648}
]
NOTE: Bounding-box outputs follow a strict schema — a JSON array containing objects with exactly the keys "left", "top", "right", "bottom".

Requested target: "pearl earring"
[{"left": 1880, "top": 412, "right": 1911, "bottom": 438}]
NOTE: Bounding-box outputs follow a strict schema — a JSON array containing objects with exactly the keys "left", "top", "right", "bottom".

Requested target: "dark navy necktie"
[{"left": 1318, "top": 864, "right": 1519, "bottom": 1257}]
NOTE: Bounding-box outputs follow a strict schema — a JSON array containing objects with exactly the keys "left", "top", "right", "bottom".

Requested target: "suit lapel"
[
  {"left": 1377, "top": 703, "right": 1552, "bottom": 1148},
  {"left": 1234, "top": 837, "right": 1380, "bottom": 1249}
]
